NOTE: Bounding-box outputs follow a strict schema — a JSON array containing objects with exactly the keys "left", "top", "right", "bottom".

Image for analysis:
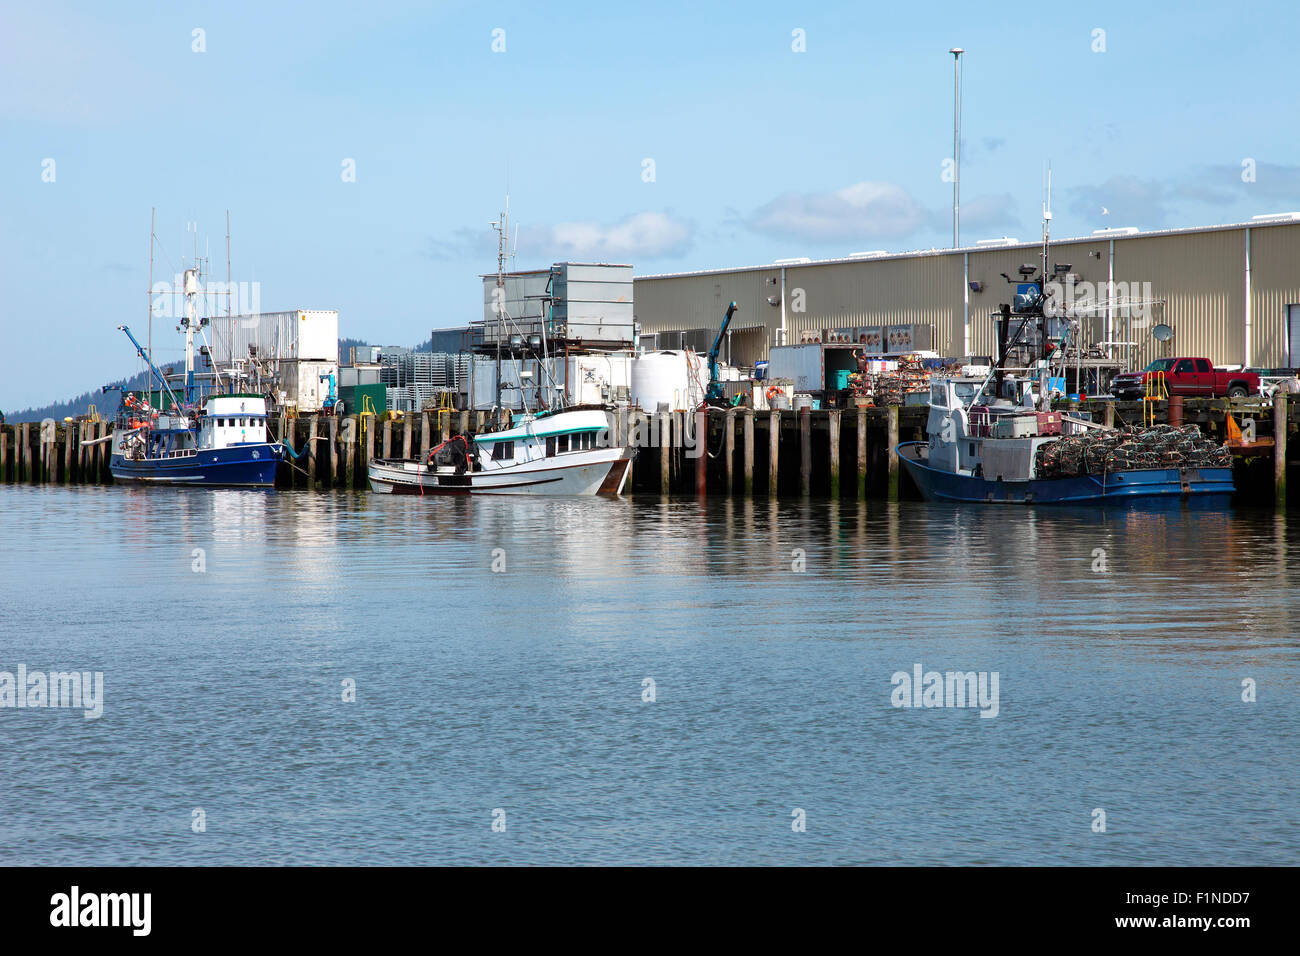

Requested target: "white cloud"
[
  {"left": 541, "top": 211, "right": 693, "bottom": 260},
  {"left": 428, "top": 211, "right": 693, "bottom": 263},
  {"left": 747, "top": 181, "right": 930, "bottom": 241}
]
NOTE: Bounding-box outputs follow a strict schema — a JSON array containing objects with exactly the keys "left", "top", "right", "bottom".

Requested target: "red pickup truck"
[{"left": 1111, "top": 358, "right": 1260, "bottom": 400}]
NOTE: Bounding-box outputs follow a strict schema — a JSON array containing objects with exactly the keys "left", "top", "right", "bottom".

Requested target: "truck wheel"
[{"left": 1227, "top": 385, "right": 1248, "bottom": 399}]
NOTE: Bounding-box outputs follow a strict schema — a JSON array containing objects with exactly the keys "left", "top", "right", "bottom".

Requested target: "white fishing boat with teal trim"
[{"left": 367, "top": 406, "right": 634, "bottom": 496}]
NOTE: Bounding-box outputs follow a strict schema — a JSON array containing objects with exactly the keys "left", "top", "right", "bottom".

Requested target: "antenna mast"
[
  {"left": 147, "top": 207, "right": 155, "bottom": 403},
  {"left": 491, "top": 199, "right": 509, "bottom": 413}
]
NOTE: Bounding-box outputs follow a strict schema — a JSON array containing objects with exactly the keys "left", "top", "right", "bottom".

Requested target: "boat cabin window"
[
  {"left": 546, "top": 436, "right": 556, "bottom": 457},
  {"left": 930, "top": 384, "right": 948, "bottom": 407},
  {"left": 491, "top": 441, "right": 515, "bottom": 461},
  {"left": 952, "top": 382, "right": 979, "bottom": 405}
]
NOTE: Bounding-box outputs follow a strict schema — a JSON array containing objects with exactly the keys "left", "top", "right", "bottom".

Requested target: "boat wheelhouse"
[{"left": 110, "top": 393, "right": 281, "bottom": 487}]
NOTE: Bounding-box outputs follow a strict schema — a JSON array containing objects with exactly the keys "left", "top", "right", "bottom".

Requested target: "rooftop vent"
[
  {"left": 1092, "top": 226, "right": 1140, "bottom": 236},
  {"left": 975, "top": 237, "right": 1019, "bottom": 246},
  {"left": 1251, "top": 212, "right": 1300, "bottom": 222},
  {"left": 773, "top": 257, "right": 813, "bottom": 265},
  {"left": 848, "top": 250, "right": 889, "bottom": 258}
]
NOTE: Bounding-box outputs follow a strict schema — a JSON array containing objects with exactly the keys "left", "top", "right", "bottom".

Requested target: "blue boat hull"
[
  {"left": 110, "top": 444, "right": 280, "bottom": 487},
  {"left": 897, "top": 442, "right": 1234, "bottom": 504}
]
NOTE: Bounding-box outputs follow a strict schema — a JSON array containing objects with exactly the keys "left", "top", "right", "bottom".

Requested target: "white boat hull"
[{"left": 368, "top": 446, "right": 633, "bottom": 496}]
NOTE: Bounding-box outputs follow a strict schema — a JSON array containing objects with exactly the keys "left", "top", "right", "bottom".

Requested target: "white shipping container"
[
  {"left": 206, "top": 310, "right": 339, "bottom": 364},
  {"left": 281, "top": 360, "right": 338, "bottom": 412}
]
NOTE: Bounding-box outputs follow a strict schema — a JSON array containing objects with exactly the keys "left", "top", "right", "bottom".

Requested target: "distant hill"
[
  {"left": 6, "top": 335, "right": 433, "bottom": 423},
  {"left": 4, "top": 366, "right": 178, "bottom": 424}
]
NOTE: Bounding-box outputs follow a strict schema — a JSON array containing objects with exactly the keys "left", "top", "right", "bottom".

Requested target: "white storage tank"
[{"left": 631, "top": 350, "right": 706, "bottom": 411}]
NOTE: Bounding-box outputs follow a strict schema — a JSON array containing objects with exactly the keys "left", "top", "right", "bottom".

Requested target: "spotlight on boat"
[
  {"left": 528, "top": 334, "right": 542, "bottom": 350},
  {"left": 509, "top": 334, "right": 523, "bottom": 349},
  {"left": 1018, "top": 264, "right": 1037, "bottom": 277}
]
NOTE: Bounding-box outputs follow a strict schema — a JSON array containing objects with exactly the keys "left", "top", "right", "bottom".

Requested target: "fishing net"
[{"left": 1032, "top": 423, "right": 1231, "bottom": 479}]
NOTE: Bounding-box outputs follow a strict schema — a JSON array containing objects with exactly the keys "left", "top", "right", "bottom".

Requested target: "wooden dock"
[{"left": 0, "top": 398, "right": 1292, "bottom": 506}]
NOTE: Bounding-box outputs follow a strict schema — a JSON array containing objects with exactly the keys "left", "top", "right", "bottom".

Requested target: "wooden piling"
[
  {"left": 856, "top": 409, "right": 868, "bottom": 499},
  {"left": 799, "top": 407, "right": 811, "bottom": 497},
  {"left": 886, "top": 405, "right": 900, "bottom": 501},
  {"left": 99, "top": 421, "right": 110, "bottom": 483},
  {"left": 695, "top": 408, "right": 707, "bottom": 495},
  {"left": 18, "top": 423, "right": 29, "bottom": 483},
  {"left": 89, "top": 422, "right": 99, "bottom": 483},
  {"left": 1103, "top": 401, "right": 1115, "bottom": 430},
  {"left": 657, "top": 412, "right": 670, "bottom": 493},
  {"left": 626, "top": 409, "right": 639, "bottom": 488},
  {"left": 723, "top": 409, "right": 736, "bottom": 495},
  {"left": 420, "top": 412, "right": 431, "bottom": 457},
  {"left": 1275, "top": 393, "right": 1287, "bottom": 510},
  {"left": 328, "top": 417, "right": 339, "bottom": 488},
  {"left": 402, "top": 416, "right": 413, "bottom": 460},
  {"left": 63, "top": 423, "right": 74, "bottom": 483},
  {"left": 0, "top": 428, "right": 8, "bottom": 483},
  {"left": 742, "top": 410, "right": 754, "bottom": 496},
  {"left": 41, "top": 424, "right": 53, "bottom": 484},
  {"left": 353, "top": 418, "right": 369, "bottom": 489},
  {"left": 768, "top": 409, "right": 780, "bottom": 498},
  {"left": 828, "top": 409, "right": 841, "bottom": 498},
  {"left": 307, "top": 417, "right": 319, "bottom": 487},
  {"left": 349, "top": 417, "right": 362, "bottom": 489}
]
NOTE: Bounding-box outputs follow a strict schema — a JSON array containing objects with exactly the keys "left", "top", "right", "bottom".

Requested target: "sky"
[{"left": 2, "top": 0, "right": 1298, "bottom": 410}]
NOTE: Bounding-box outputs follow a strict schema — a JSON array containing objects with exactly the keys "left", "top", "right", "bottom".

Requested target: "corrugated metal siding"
[
  {"left": 634, "top": 269, "right": 782, "bottom": 354},
  {"left": 1249, "top": 226, "right": 1300, "bottom": 366},
  {"left": 781, "top": 256, "right": 964, "bottom": 354},
  {"left": 1117, "top": 230, "right": 1245, "bottom": 368},
  {"left": 632, "top": 222, "right": 1300, "bottom": 368},
  {"left": 967, "top": 240, "right": 1111, "bottom": 359}
]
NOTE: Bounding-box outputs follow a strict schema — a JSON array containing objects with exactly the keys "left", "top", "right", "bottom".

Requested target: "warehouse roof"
[{"left": 636, "top": 215, "right": 1300, "bottom": 281}]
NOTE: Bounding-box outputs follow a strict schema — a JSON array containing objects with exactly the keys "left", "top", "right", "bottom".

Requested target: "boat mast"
[
  {"left": 182, "top": 264, "right": 199, "bottom": 404},
  {"left": 147, "top": 207, "right": 155, "bottom": 405},
  {"left": 491, "top": 200, "right": 509, "bottom": 413},
  {"left": 226, "top": 210, "right": 232, "bottom": 396}
]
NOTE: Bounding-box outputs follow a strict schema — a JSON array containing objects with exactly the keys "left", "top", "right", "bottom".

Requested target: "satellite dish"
[{"left": 1152, "top": 323, "right": 1174, "bottom": 342}]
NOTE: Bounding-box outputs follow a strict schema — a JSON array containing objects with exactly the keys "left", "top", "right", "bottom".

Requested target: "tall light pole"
[{"left": 950, "top": 47, "right": 963, "bottom": 249}]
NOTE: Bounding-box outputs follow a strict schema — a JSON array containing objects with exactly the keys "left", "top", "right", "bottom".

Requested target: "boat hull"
[
  {"left": 110, "top": 444, "right": 280, "bottom": 487},
  {"left": 896, "top": 442, "right": 1234, "bottom": 504},
  {"left": 369, "top": 450, "right": 633, "bottom": 496}
]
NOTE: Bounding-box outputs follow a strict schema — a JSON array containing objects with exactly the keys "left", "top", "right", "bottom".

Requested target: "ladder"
[
  {"left": 436, "top": 391, "right": 455, "bottom": 434},
  {"left": 1143, "top": 370, "right": 1168, "bottom": 427}
]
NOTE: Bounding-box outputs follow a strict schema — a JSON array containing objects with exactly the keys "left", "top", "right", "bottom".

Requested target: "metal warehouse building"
[{"left": 632, "top": 217, "right": 1300, "bottom": 372}]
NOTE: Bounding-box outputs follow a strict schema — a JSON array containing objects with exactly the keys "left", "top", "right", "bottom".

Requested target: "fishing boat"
[
  {"left": 105, "top": 247, "right": 282, "bottom": 488},
  {"left": 110, "top": 391, "right": 281, "bottom": 487},
  {"left": 368, "top": 405, "right": 633, "bottom": 496},
  {"left": 897, "top": 376, "right": 1234, "bottom": 504},
  {"left": 897, "top": 175, "right": 1234, "bottom": 505}
]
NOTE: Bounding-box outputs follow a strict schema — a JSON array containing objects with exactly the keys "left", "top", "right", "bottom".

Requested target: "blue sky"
[{"left": 2, "top": 0, "right": 1298, "bottom": 410}]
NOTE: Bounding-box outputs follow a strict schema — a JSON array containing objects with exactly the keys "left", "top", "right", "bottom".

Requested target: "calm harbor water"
[{"left": 0, "top": 485, "right": 1296, "bottom": 866}]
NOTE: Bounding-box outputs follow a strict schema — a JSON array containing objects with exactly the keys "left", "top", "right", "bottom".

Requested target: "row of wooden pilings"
[
  {"left": 0, "top": 407, "right": 930, "bottom": 499},
  {"left": 0, "top": 397, "right": 1291, "bottom": 505},
  {"left": 271, "top": 405, "right": 931, "bottom": 500}
]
